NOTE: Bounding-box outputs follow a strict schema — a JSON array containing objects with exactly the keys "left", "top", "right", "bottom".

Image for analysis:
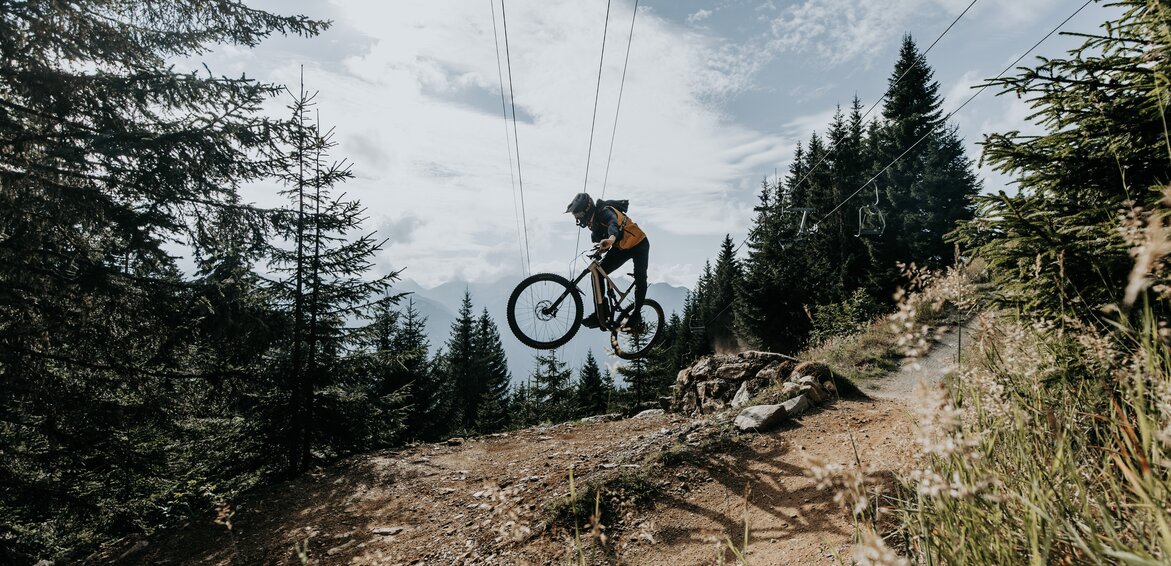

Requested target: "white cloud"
[
  {"left": 200, "top": 1, "right": 791, "bottom": 288},
  {"left": 198, "top": 0, "right": 1119, "bottom": 290},
  {"left": 687, "top": 9, "right": 713, "bottom": 24}
]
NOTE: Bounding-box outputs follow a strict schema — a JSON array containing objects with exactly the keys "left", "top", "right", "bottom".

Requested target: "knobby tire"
[{"left": 507, "top": 273, "right": 583, "bottom": 350}]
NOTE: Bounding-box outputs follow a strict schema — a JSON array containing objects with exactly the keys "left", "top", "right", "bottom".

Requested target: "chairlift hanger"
[{"left": 856, "top": 181, "right": 886, "bottom": 238}]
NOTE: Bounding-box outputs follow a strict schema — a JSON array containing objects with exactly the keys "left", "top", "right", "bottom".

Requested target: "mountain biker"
[{"left": 565, "top": 192, "right": 649, "bottom": 330}]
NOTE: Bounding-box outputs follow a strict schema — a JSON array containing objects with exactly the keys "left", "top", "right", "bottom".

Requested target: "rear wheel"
[
  {"left": 611, "top": 299, "right": 665, "bottom": 360},
  {"left": 507, "top": 273, "right": 583, "bottom": 349}
]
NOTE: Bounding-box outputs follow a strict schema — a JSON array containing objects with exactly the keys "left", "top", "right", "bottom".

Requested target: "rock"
[
  {"left": 689, "top": 356, "right": 720, "bottom": 379},
  {"left": 446, "top": 437, "right": 464, "bottom": 445},
  {"left": 115, "top": 541, "right": 149, "bottom": 562},
  {"left": 757, "top": 359, "right": 797, "bottom": 384},
  {"left": 634, "top": 409, "right": 665, "bottom": 419},
  {"left": 792, "top": 361, "right": 832, "bottom": 381},
  {"left": 798, "top": 384, "right": 823, "bottom": 403},
  {"left": 737, "top": 350, "right": 796, "bottom": 362},
  {"left": 371, "top": 527, "right": 404, "bottom": 536},
  {"left": 715, "top": 362, "right": 755, "bottom": 381},
  {"left": 782, "top": 394, "right": 812, "bottom": 418},
  {"left": 731, "top": 378, "right": 765, "bottom": 408},
  {"left": 580, "top": 413, "right": 622, "bottom": 423},
  {"left": 658, "top": 396, "right": 672, "bottom": 411},
  {"left": 795, "top": 375, "right": 829, "bottom": 403},
  {"left": 733, "top": 404, "right": 789, "bottom": 432}
]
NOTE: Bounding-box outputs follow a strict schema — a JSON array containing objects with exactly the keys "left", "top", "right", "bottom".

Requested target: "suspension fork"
[{"left": 541, "top": 265, "right": 592, "bottom": 315}]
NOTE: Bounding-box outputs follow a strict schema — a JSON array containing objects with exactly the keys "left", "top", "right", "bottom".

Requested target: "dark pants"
[{"left": 600, "top": 238, "right": 649, "bottom": 313}]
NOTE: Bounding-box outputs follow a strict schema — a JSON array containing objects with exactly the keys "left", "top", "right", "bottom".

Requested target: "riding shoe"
[
  {"left": 582, "top": 313, "right": 600, "bottom": 329},
  {"left": 621, "top": 313, "right": 644, "bottom": 332}
]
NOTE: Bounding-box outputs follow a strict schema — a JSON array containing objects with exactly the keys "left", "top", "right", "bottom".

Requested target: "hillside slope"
[{"left": 100, "top": 327, "right": 963, "bottom": 565}]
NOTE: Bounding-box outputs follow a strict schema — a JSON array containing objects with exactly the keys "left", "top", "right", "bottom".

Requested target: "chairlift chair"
[
  {"left": 778, "top": 206, "right": 816, "bottom": 246},
  {"left": 856, "top": 182, "right": 886, "bottom": 237}
]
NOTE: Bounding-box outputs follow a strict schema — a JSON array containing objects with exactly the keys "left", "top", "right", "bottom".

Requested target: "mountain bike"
[{"left": 506, "top": 246, "right": 665, "bottom": 360}]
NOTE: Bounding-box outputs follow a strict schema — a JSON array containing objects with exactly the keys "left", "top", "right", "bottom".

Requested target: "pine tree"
[
  {"left": 644, "top": 315, "right": 682, "bottom": 403},
  {"left": 738, "top": 142, "right": 820, "bottom": 352},
  {"left": 473, "top": 309, "right": 512, "bottom": 433},
  {"left": 425, "top": 348, "right": 458, "bottom": 439},
  {"left": 574, "top": 350, "right": 609, "bottom": 417},
  {"left": 0, "top": 2, "right": 326, "bottom": 559}
]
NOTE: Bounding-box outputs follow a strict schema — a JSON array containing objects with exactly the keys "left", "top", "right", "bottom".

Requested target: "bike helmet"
[{"left": 565, "top": 192, "right": 594, "bottom": 227}]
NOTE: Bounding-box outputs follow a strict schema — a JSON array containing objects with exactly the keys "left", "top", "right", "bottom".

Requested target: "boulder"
[
  {"left": 756, "top": 359, "right": 796, "bottom": 384},
  {"left": 731, "top": 378, "right": 766, "bottom": 408},
  {"left": 792, "top": 361, "right": 832, "bottom": 381},
  {"left": 670, "top": 354, "right": 833, "bottom": 416},
  {"left": 738, "top": 350, "right": 797, "bottom": 362},
  {"left": 633, "top": 409, "right": 665, "bottom": 419},
  {"left": 733, "top": 404, "right": 788, "bottom": 431},
  {"left": 715, "top": 362, "right": 755, "bottom": 381},
  {"left": 781, "top": 394, "right": 812, "bottom": 418},
  {"left": 794, "top": 375, "right": 830, "bottom": 403}
]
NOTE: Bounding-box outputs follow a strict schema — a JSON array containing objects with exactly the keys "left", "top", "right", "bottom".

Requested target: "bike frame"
[{"left": 548, "top": 251, "right": 635, "bottom": 331}]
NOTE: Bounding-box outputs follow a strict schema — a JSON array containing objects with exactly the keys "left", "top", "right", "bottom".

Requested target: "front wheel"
[
  {"left": 611, "top": 299, "right": 666, "bottom": 360},
  {"left": 507, "top": 273, "right": 583, "bottom": 349}
]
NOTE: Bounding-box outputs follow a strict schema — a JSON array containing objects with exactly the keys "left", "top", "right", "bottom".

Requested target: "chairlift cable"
[
  {"left": 500, "top": 0, "right": 533, "bottom": 277},
  {"left": 599, "top": 0, "right": 639, "bottom": 200},
  {"left": 490, "top": 0, "right": 528, "bottom": 277},
  {"left": 572, "top": 0, "right": 615, "bottom": 277},
  {"left": 583, "top": 0, "right": 613, "bottom": 194}
]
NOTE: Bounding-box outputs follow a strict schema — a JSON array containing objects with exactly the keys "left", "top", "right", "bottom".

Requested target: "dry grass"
[{"left": 801, "top": 203, "right": 1171, "bottom": 563}]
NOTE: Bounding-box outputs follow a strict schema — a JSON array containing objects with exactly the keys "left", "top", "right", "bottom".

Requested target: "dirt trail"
[{"left": 108, "top": 329, "right": 966, "bottom": 565}]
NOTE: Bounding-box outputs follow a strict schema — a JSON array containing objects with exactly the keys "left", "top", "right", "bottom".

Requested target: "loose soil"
[{"left": 100, "top": 326, "right": 965, "bottom": 566}]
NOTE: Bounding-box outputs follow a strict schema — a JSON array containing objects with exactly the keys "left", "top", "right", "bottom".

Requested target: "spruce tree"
[
  {"left": 529, "top": 350, "right": 574, "bottom": 423},
  {"left": 706, "top": 235, "right": 744, "bottom": 350},
  {"left": 473, "top": 309, "right": 512, "bottom": 433},
  {"left": 0, "top": 2, "right": 326, "bottom": 559},
  {"left": 644, "top": 315, "right": 682, "bottom": 403},
  {"left": 739, "top": 176, "right": 787, "bottom": 349},
  {"left": 874, "top": 35, "right": 979, "bottom": 277},
  {"left": 958, "top": 0, "right": 1171, "bottom": 320},
  {"left": 266, "top": 82, "right": 398, "bottom": 471},
  {"left": 575, "top": 350, "right": 609, "bottom": 417},
  {"left": 616, "top": 344, "right": 652, "bottom": 408},
  {"left": 442, "top": 292, "right": 479, "bottom": 433},
  {"left": 390, "top": 299, "right": 449, "bottom": 441},
  {"left": 510, "top": 380, "right": 538, "bottom": 429}
]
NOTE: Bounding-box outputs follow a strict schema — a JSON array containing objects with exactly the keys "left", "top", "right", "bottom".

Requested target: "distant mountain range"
[{"left": 393, "top": 277, "right": 690, "bottom": 384}]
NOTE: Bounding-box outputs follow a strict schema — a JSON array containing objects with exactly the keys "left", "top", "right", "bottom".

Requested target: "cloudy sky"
[{"left": 207, "top": 0, "right": 1116, "bottom": 289}]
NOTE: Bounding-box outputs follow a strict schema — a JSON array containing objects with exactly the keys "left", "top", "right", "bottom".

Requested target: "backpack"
[
  {"left": 595, "top": 198, "right": 629, "bottom": 213},
  {"left": 598, "top": 200, "right": 645, "bottom": 250}
]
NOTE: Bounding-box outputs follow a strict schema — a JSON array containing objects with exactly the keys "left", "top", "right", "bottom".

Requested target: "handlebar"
[{"left": 582, "top": 245, "right": 605, "bottom": 261}]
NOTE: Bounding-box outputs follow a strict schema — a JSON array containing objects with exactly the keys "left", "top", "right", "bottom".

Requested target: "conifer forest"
[{"left": 2, "top": 1, "right": 1171, "bottom": 563}]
